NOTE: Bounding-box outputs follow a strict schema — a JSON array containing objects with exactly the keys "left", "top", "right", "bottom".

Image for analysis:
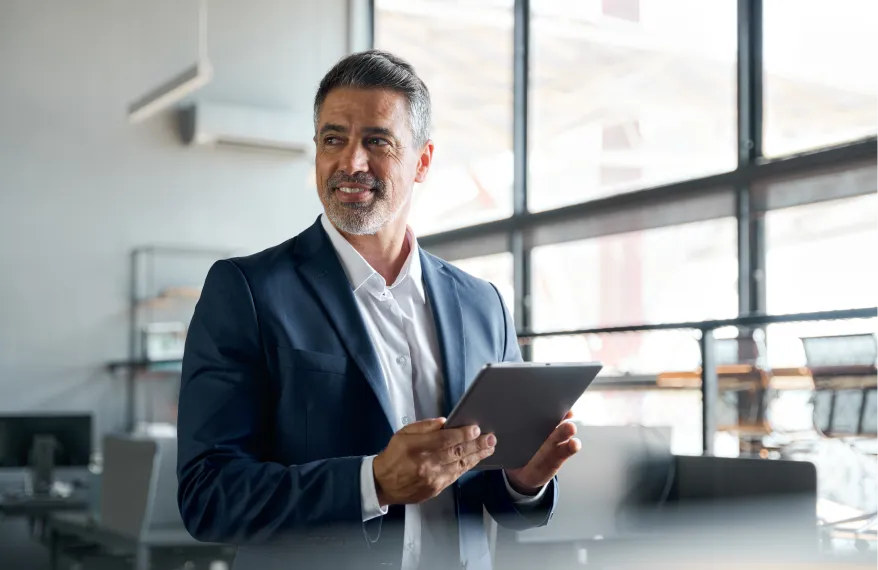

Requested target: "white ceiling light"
[{"left": 128, "top": 0, "right": 212, "bottom": 123}]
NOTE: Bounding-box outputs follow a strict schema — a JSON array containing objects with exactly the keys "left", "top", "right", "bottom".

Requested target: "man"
[{"left": 177, "top": 50, "right": 580, "bottom": 570}]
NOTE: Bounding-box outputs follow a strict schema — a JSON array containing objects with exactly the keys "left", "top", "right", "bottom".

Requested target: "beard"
[{"left": 321, "top": 171, "right": 401, "bottom": 235}]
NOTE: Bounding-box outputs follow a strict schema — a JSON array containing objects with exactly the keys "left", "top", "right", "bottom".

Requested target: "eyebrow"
[
  {"left": 319, "top": 123, "right": 348, "bottom": 135},
  {"left": 318, "top": 124, "right": 396, "bottom": 139},
  {"left": 362, "top": 126, "right": 395, "bottom": 138}
]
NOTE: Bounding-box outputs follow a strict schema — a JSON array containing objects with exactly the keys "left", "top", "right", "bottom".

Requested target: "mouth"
[{"left": 333, "top": 185, "right": 374, "bottom": 203}]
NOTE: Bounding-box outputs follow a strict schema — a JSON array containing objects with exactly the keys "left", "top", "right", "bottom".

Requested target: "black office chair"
[{"left": 801, "top": 333, "right": 877, "bottom": 438}]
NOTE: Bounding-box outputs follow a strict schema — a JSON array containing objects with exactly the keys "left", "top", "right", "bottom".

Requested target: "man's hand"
[
  {"left": 505, "top": 411, "right": 580, "bottom": 495},
  {"left": 372, "top": 418, "right": 495, "bottom": 506}
]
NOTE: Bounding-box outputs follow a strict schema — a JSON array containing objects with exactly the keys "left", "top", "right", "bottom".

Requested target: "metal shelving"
[{"left": 107, "top": 245, "right": 233, "bottom": 432}]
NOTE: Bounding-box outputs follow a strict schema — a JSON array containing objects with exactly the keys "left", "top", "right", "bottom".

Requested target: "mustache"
[{"left": 326, "top": 171, "right": 384, "bottom": 191}]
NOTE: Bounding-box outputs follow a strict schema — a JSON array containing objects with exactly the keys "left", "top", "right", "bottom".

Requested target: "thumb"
[{"left": 399, "top": 417, "right": 446, "bottom": 434}]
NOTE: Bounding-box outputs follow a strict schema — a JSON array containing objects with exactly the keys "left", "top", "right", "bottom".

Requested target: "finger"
[
  {"left": 399, "top": 417, "right": 446, "bottom": 435},
  {"left": 548, "top": 420, "right": 577, "bottom": 445},
  {"left": 527, "top": 422, "right": 577, "bottom": 469},
  {"left": 412, "top": 424, "right": 480, "bottom": 452},
  {"left": 435, "top": 434, "right": 496, "bottom": 465},
  {"left": 562, "top": 410, "right": 575, "bottom": 422},
  {"left": 541, "top": 436, "right": 581, "bottom": 471},
  {"left": 551, "top": 437, "right": 581, "bottom": 465},
  {"left": 427, "top": 444, "right": 495, "bottom": 498},
  {"left": 451, "top": 444, "right": 496, "bottom": 476}
]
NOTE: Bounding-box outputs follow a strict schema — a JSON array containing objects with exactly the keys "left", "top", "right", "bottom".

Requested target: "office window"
[
  {"left": 574, "top": 390, "right": 703, "bottom": 455},
  {"left": 763, "top": 0, "right": 878, "bottom": 157},
  {"left": 531, "top": 218, "right": 738, "bottom": 335},
  {"left": 765, "top": 194, "right": 877, "bottom": 370},
  {"left": 533, "top": 333, "right": 703, "bottom": 455},
  {"left": 451, "top": 252, "right": 515, "bottom": 315},
  {"left": 374, "top": 0, "right": 514, "bottom": 235},
  {"left": 531, "top": 330, "right": 700, "bottom": 377},
  {"left": 528, "top": 0, "right": 737, "bottom": 212},
  {"left": 765, "top": 194, "right": 877, "bottom": 315}
]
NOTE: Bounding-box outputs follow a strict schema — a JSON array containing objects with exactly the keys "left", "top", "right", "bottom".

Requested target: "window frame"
[{"left": 371, "top": 0, "right": 878, "bottom": 337}]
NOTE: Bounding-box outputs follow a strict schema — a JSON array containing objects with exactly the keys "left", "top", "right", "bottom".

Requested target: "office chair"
[{"left": 801, "top": 333, "right": 877, "bottom": 439}]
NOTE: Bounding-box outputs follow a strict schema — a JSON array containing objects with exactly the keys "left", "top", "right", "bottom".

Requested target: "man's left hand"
[{"left": 504, "top": 411, "right": 580, "bottom": 495}]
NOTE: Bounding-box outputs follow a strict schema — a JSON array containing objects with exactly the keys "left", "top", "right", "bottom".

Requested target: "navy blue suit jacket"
[{"left": 176, "top": 218, "right": 557, "bottom": 569}]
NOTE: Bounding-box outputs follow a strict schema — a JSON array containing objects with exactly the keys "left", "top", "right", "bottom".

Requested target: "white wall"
[{"left": 0, "top": 0, "right": 348, "bottom": 437}]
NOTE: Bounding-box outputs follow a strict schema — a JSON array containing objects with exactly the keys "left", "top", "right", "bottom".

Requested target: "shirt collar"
[{"left": 320, "top": 214, "right": 425, "bottom": 302}]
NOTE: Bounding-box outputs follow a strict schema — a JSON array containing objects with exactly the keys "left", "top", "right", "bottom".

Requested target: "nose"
[{"left": 338, "top": 140, "right": 369, "bottom": 175}]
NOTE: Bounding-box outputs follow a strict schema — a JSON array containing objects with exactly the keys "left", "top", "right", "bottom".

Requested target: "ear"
[{"left": 414, "top": 140, "right": 434, "bottom": 184}]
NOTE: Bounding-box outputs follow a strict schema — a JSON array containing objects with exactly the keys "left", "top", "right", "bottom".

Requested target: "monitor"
[{"left": 0, "top": 414, "right": 93, "bottom": 468}]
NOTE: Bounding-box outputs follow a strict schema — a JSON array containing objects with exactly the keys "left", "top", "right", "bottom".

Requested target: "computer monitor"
[{"left": 0, "top": 414, "right": 93, "bottom": 469}]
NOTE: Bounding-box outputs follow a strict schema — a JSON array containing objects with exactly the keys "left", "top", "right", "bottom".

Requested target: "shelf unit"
[{"left": 108, "top": 245, "right": 234, "bottom": 431}]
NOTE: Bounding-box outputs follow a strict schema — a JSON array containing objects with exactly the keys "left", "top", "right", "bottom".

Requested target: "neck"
[{"left": 339, "top": 217, "right": 411, "bottom": 285}]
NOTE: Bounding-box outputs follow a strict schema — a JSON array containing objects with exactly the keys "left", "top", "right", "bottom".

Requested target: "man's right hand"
[{"left": 372, "top": 418, "right": 495, "bottom": 506}]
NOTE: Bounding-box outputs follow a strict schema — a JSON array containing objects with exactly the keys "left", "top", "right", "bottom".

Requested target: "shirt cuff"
[
  {"left": 502, "top": 470, "right": 548, "bottom": 505},
  {"left": 361, "top": 455, "right": 389, "bottom": 522}
]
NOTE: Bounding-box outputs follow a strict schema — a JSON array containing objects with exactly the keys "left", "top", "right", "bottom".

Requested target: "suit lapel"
[
  {"left": 420, "top": 251, "right": 466, "bottom": 416},
  {"left": 294, "top": 220, "right": 395, "bottom": 430}
]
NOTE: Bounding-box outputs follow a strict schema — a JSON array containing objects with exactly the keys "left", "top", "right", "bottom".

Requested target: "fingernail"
[
  {"left": 471, "top": 426, "right": 480, "bottom": 439},
  {"left": 486, "top": 434, "right": 496, "bottom": 447}
]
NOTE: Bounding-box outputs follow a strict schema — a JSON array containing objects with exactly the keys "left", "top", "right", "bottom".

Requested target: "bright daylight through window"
[
  {"left": 762, "top": 0, "right": 877, "bottom": 157},
  {"left": 453, "top": 252, "right": 515, "bottom": 315},
  {"left": 374, "top": 0, "right": 515, "bottom": 235},
  {"left": 529, "top": 0, "right": 738, "bottom": 211},
  {"left": 373, "top": 0, "right": 878, "bottom": 515}
]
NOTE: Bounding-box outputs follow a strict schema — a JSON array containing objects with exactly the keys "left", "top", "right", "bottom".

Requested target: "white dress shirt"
[{"left": 320, "top": 214, "right": 546, "bottom": 569}]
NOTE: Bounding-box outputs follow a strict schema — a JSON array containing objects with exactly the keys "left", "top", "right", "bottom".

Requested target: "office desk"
[
  {"left": 45, "top": 512, "right": 235, "bottom": 570},
  {"left": 0, "top": 492, "right": 88, "bottom": 518},
  {"left": 0, "top": 491, "right": 89, "bottom": 540}
]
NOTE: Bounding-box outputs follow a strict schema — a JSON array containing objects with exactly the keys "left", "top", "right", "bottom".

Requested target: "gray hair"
[{"left": 313, "top": 50, "right": 431, "bottom": 148}]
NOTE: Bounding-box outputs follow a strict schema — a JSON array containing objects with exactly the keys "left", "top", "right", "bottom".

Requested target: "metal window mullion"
[
  {"left": 513, "top": 0, "right": 529, "bottom": 216},
  {"left": 367, "top": 0, "right": 375, "bottom": 49},
  {"left": 512, "top": 231, "right": 533, "bottom": 361},
  {"left": 737, "top": 0, "right": 766, "bottom": 319},
  {"left": 700, "top": 329, "right": 718, "bottom": 455},
  {"left": 512, "top": 0, "right": 532, "bottom": 359}
]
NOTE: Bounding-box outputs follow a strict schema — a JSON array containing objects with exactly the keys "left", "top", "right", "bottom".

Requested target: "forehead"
[{"left": 318, "top": 88, "right": 410, "bottom": 132}]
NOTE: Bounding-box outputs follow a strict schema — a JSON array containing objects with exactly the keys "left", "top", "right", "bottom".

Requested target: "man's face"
[{"left": 314, "top": 87, "right": 432, "bottom": 235}]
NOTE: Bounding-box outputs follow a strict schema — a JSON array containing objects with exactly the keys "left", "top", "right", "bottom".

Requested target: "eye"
[
  {"left": 323, "top": 136, "right": 342, "bottom": 145},
  {"left": 366, "top": 137, "right": 389, "bottom": 147}
]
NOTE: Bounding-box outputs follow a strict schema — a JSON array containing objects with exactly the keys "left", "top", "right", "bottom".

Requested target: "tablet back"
[{"left": 446, "top": 362, "right": 602, "bottom": 470}]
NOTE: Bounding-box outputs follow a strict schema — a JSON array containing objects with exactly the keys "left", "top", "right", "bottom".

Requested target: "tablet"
[{"left": 445, "top": 362, "right": 602, "bottom": 470}]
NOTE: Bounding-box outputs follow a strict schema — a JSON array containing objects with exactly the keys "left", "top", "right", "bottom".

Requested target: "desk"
[
  {"left": 0, "top": 492, "right": 88, "bottom": 518},
  {"left": 0, "top": 491, "right": 89, "bottom": 540},
  {"left": 46, "top": 512, "right": 234, "bottom": 570}
]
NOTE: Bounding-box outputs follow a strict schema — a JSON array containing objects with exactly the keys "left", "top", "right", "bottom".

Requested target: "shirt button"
[
  {"left": 401, "top": 415, "right": 411, "bottom": 425},
  {"left": 396, "top": 355, "right": 407, "bottom": 366}
]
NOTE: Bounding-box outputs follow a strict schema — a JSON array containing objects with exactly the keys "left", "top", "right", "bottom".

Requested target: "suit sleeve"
[
  {"left": 478, "top": 283, "right": 559, "bottom": 531},
  {"left": 176, "top": 260, "right": 363, "bottom": 544}
]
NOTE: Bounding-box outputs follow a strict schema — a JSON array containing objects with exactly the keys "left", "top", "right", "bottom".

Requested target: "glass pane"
[
  {"left": 531, "top": 218, "right": 738, "bottom": 332},
  {"left": 374, "top": 0, "right": 514, "bottom": 235},
  {"left": 532, "top": 335, "right": 704, "bottom": 455},
  {"left": 529, "top": 0, "right": 737, "bottom": 212},
  {"left": 451, "top": 252, "right": 515, "bottom": 315},
  {"left": 765, "top": 194, "right": 878, "bottom": 315},
  {"left": 530, "top": 331, "right": 700, "bottom": 376},
  {"left": 765, "top": 319, "right": 877, "bottom": 370},
  {"left": 763, "top": 0, "right": 878, "bottom": 157},
  {"left": 765, "top": 194, "right": 878, "bottom": 367}
]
